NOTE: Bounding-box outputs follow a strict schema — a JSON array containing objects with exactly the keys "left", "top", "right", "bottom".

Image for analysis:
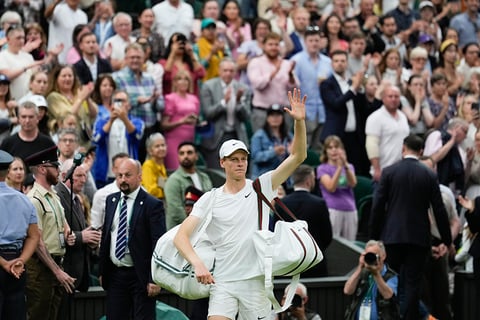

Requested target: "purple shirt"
[{"left": 316, "top": 163, "right": 356, "bottom": 211}]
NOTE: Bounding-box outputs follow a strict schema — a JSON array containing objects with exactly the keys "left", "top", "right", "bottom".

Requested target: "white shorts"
[{"left": 208, "top": 278, "right": 273, "bottom": 320}]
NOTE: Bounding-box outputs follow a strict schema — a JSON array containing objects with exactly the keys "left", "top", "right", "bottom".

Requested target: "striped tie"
[{"left": 115, "top": 195, "right": 128, "bottom": 260}]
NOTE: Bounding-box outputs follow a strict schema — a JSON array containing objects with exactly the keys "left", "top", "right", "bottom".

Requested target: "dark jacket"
[
  {"left": 344, "top": 266, "right": 399, "bottom": 320},
  {"left": 73, "top": 56, "right": 113, "bottom": 84}
]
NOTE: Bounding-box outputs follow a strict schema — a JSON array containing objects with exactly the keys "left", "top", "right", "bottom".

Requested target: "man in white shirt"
[
  {"left": 153, "top": 0, "right": 194, "bottom": 46},
  {"left": 45, "top": 0, "right": 87, "bottom": 64},
  {"left": 104, "top": 12, "right": 136, "bottom": 71}
]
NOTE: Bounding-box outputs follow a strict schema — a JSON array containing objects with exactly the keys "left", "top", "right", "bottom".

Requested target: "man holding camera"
[
  {"left": 277, "top": 282, "right": 321, "bottom": 320},
  {"left": 344, "top": 240, "right": 399, "bottom": 320}
]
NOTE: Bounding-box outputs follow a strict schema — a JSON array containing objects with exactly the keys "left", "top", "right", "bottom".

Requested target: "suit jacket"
[
  {"left": 199, "top": 77, "right": 250, "bottom": 151},
  {"left": 54, "top": 182, "right": 89, "bottom": 291},
  {"left": 73, "top": 56, "right": 113, "bottom": 84},
  {"left": 274, "top": 190, "right": 333, "bottom": 277},
  {"left": 369, "top": 158, "right": 452, "bottom": 248},
  {"left": 99, "top": 188, "right": 165, "bottom": 290},
  {"left": 319, "top": 75, "right": 368, "bottom": 142}
]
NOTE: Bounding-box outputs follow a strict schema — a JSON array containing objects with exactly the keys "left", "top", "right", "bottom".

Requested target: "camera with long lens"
[{"left": 364, "top": 252, "right": 379, "bottom": 266}]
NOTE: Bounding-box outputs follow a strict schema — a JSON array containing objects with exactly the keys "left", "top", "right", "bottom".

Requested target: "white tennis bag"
[
  {"left": 151, "top": 189, "right": 216, "bottom": 300},
  {"left": 252, "top": 179, "right": 323, "bottom": 313}
]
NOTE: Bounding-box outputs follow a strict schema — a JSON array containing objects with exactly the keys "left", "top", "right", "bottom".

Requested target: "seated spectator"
[
  {"left": 276, "top": 282, "right": 322, "bottom": 320},
  {"left": 5, "top": 156, "right": 26, "bottom": 192},
  {"left": 161, "top": 70, "right": 200, "bottom": 170},
  {"left": 220, "top": 0, "right": 251, "bottom": 60},
  {"left": 92, "top": 90, "right": 144, "bottom": 187},
  {"left": 251, "top": 104, "right": 292, "bottom": 180},
  {"left": 90, "top": 73, "right": 116, "bottom": 122},
  {"left": 317, "top": 135, "right": 357, "bottom": 241},
  {"left": 344, "top": 240, "right": 399, "bottom": 320},
  {"left": 46, "top": 65, "right": 97, "bottom": 145},
  {"left": 160, "top": 32, "right": 206, "bottom": 96},
  {"left": 141, "top": 133, "right": 168, "bottom": 200},
  {"left": 400, "top": 74, "right": 434, "bottom": 136},
  {"left": 194, "top": 18, "right": 231, "bottom": 82},
  {"left": 131, "top": 8, "right": 165, "bottom": 63}
]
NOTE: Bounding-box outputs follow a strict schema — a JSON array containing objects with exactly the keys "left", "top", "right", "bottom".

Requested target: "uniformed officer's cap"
[
  {"left": 0, "top": 150, "right": 14, "bottom": 170},
  {"left": 24, "top": 146, "right": 60, "bottom": 167}
]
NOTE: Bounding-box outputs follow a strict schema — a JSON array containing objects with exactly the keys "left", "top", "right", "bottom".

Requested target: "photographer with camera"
[
  {"left": 277, "top": 282, "right": 321, "bottom": 320},
  {"left": 344, "top": 240, "right": 399, "bottom": 320}
]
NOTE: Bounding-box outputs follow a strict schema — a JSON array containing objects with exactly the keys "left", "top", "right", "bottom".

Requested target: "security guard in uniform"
[
  {"left": 0, "top": 150, "right": 40, "bottom": 320},
  {"left": 24, "top": 146, "right": 76, "bottom": 320}
]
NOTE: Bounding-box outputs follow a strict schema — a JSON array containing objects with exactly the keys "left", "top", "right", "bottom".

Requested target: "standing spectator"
[
  {"left": 317, "top": 135, "right": 357, "bottom": 241},
  {"left": 18, "top": 70, "right": 49, "bottom": 104},
  {"left": 44, "top": 0, "right": 88, "bottom": 64},
  {"left": 46, "top": 65, "right": 98, "bottom": 144},
  {"left": 220, "top": 0, "right": 252, "bottom": 60},
  {"left": 320, "top": 50, "right": 370, "bottom": 176},
  {"left": 98, "top": 158, "right": 165, "bottom": 319},
  {"left": 90, "top": 73, "right": 116, "bottom": 122},
  {"left": 435, "top": 39, "right": 463, "bottom": 97},
  {"left": 0, "top": 150, "right": 40, "bottom": 320},
  {"left": 24, "top": 146, "right": 76, "bottom": 320},
  {"left": 164, "top": 142, "right": 213, "bottom": 229},
  {"left": 251, "top": 104, "right": 292, "bottom": 180},
  {"left": 73, "top": 32, "right": 112, "bottom": 85},
  {"left": 135, "top": 37, "right": 164, "bottom": 110},
  {"left": 276, "top": 165, "right": 332, "bottom": 277},
  {"left": 285, "top": 7, "right": 310, "bottom": 58},
  {"left": 192, "top": 0, "right": 227, "bottom": 41},
  {"left": 375, "top": 48, "right": 405, "bottom": 89},
  {"left": 92, "top": 90, "right": 144, "bottom": 189},
  {"left": 194, "top": 18, "right": 231, "bottom": 82},
  {"left": 112, "top": 43, "right": 160, "bottom": 162},
  {"left": 160, "top": 33, "right": 206, "bottom": 96},
  {"left": 0, "top": 75, "right": 18, "bottom": 144},
  {"left": 0, "top": 102, "right": 55, "bottom": 161},
  {"left": 161, "top": 70, "right": 200, "bottom": 170},
  {"left": 354, "top": 0, "right": 385, "bottom": 55},
  {"left": 131, "top": 9, "right": 165, "bottom": 63},
  {"left": 142, "top": 133, "right": 168, "bottom": 200},
  {"left": 369, "top": 134, "right": 452, "bottom": 320},
  {"left": 153, "top": 0, "right": 194, "bottom": 47},
  {"left": 290, "top": 26, "right": 332, "bottom": 153},
  {"left": 199, "top": 59, "right": 250, "bottom": 169},
  {"left": 400, "top": 74, "right": 434, "bottom": 136},
  {"left": 5, "top": 157, "right": 26, "bottom": 192},
  {"left": 427, "top": 73, "right": 456, "bottom": 131},
  {"left": 457, "top": 42, "right": 480, "bottom": 75},
  {"left": 449, "top": 0, "right": 480, "bottom": 48},
  {"left": 365, "top": 85, "right": 409, "bottom": 182},
  {"left": 379, "top": 14, "right": 407, "bottom": 61},
  {"left": 344, "top": 240, "right": 399, "bottom": 320},
  {"left": 65, "top": 24, "right": 90, "bottom": 66},
  {"left": 56, "top": 128, "right": 79, "bottom": 164},
  {"left": 248, "top": 32, "right": 299, "bottom": 132},
  {"left": 88, "top": 0, "right": 114, "bottom": 49},
  {"left": 0, "top": 25, "right": 45, "bottom": 100},
  {"left": 347, "top": 32, "right": 375, "bottom": 77},
  {"left": 402, "top": 47, "right": 430, "bottom": 88},
  {"left": 4, "top": 0, "right": 42, "bottom": 24},
  {"left": 323, "top": 14, "right": 349, "bottom": 54},
  {"left": 104, "top": 12, "right": 136, "bottom": 71},
  {"left": 386, "top": 0, "right": 418, "bottom": 35},
  {"left": 55, "top": 159, "right": 101, "bottom": 293}
]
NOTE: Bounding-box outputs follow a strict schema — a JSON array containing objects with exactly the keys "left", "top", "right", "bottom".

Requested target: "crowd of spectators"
[{"left": 1, "top": 0, "right": 480, "bottom": 318}]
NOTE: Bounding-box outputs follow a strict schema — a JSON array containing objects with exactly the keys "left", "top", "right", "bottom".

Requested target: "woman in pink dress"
[{"left": 161, "top": 70, "right": 200, "bottom": 170}]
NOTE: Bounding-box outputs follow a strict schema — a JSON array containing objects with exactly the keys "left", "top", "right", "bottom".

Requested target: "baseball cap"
[
  {"left": 28, "top": 95, "right": 48, "bottom": 108},
  {"left": 267, "top": 104, "right": 284, "bottom": 116},
  {"left": 419, "top": 34, "right": 434, "bottom": 44},
  {"left": 201, "top": 18, "right": 216, "bottom": 30},
  {"left": 419, "top": 1, "right": 434, "bottom": 10},
  {"left": 0, "top": 74, "right": 10, "bottom": 84},
  {"left": 219, "top": 139, "right": 249, "bottom": 158}
]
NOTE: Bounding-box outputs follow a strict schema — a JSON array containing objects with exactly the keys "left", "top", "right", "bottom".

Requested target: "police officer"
[
  {"left": 0, "top": 150, "right": 40, "bottom": 320},
  {"left": 24, "top": 146, "right": 76, "bottom": 320}
]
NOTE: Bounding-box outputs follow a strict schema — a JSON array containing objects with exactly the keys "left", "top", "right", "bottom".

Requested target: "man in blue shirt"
[
  {"left": 449, "top": 0, "right": 480, "bottom": 48},
  {"left": 344, "top": 240, "right": 399, "bottom": 320},
  {"left": 290, "top": 26, "right": 331, "bottom": 153},
  {"left": 0, "top": 150, "right": 40, "bottom": 320}
]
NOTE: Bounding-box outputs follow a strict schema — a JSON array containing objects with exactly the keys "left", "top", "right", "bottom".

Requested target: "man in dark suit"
[
  {"left": 320, "top": 50, "right": 370, "bottom": 176},
  {"left": 73, "top": 32, "right": 112, "bottom": 84},
  {"left": 99, "top": 158, "right": 165, "bottom": 319},
  {"left": 199, "top": 58, "right": 250, "bottom": 169},
  {"left": 369, "top": 134, "right": 452, "bottom": 320},
  {"left": 275, "top": 165, "right": 332, "bottom": 277},
  {"left": 56, "top": 158, "right": 101, "bottom": 292}
]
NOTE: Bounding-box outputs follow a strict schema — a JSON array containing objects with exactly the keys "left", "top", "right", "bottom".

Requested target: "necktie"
[{"left": 115, "top": 195, "right": 128, "bottom": 260}]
